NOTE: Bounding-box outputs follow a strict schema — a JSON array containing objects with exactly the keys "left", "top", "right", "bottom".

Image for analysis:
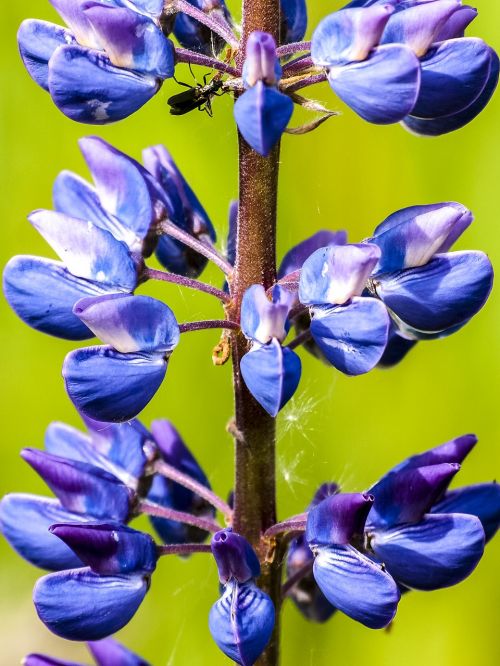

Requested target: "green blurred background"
[{"left": 1, "top": 1, "right": 499, "bottom": 664}]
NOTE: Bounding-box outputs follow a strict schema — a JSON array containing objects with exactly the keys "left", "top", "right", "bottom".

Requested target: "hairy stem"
[
  {"left": 157, "top": 543, "right": 213, "bottom": 556},
  {"left": 228, "top": 2, "right": 283, "bottom": 664},
  {"left": 144, "top": 267, "right": 231, "bottom": 303},
  {"left": 175, "top": 47, "right": 240, "bottom": 77},
  {"left": 139, "top": 499, "right": 222, "bottom": 533},
  {"left": 165, "top": 0, "right": 239, "bottom": 48}
]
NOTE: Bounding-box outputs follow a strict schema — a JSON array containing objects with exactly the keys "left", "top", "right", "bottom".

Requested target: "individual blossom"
[
  {"left": 18, "top": 0, "right": 175, "bottom": 123},
  {"left": 234, "top": 31, "right": 294, "bottom": 156},
  {"left": 209, "top": 529, "right": 275, "bottom": 665},
  {"left": 34, "top": 523, "right": 158, "bottom": 640},
  {"left": 310, "top": 0, "right": 498, "bottom": 131},
  {"left": 239, "top": 284, "right": 301, "bottom": 416},
  {"left": 173, "top": 0, "right": 233, "bottom": 56},
  {"left": 63, "top": 293, "right": 180, "bottom": 422},
  {"left": 25, "top": 637, "right": 151, "bottom": 666}
]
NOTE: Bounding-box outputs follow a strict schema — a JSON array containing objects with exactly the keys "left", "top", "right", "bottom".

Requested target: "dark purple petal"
[
  {"left": 63, "top": 346, "right": 168, "bottom": 423},
  {"left": 34, "top": 567, "right": 149, "bottom": 640},
  {"left": 310, "top": 297, "right": 390, "bottom": 375},
  {"left": 0, "top": 494, "right": 86, "bottom": 571},
  {"left": 209, "top": 581, "right": 275, "bottom": 666},
  {"left": 74, "top": 293, "right": 180, "bottom": 353},
  {"left": 243, "top": 31, "right": 281, "bottom": 86},
  {"left": 367, "top": 463, "right": 460, "bottom": 529},
  {"left": 173, "top": 0, "right": 231, "bottom": 56},
  {"left": 299, "top": 243, "right": 380, "bottom": 306},
  {"left": 280, "top": 0, "right": 307, "bottom": 44},
  {"left": 82, "top": 3, "right": 174, "bottom": 78},
  {"left": 234, "top": 82, "right": 294, "bottom": 157},
  {"left": 48, "top": 44, "right": 159, "bottom": 124},
  {"left": 240, "top": 340, "right": 301, "bottom": 417},
  {"left": 312, "top": 544, "right": 400, "bottom": 628},
  {"left": 310, "top": 482, "right": 341, "bottom": 508},
  {"left": 378, "top": 323, "right": 417, "bottom": 367},
  {"left": 389, "top": 433, "right": 478, "bottom": 472},
  {"left": 2, "top": 255, "right": 101, "bottom": 340},
  {"left": 411, "top": 38, "right": 493, "bottom": 119},
  {"left": 241, "top": 284, "right": 294, "bottom": 344},
  {"left": 311, "top": 6, "right": 394, "bottom": 67},
  {"left": 278, "top": 230, "right": 347, "bottom": 278},
  {"left": 374, "top": 251, "right": 494, "bottom": 338},
  {"left": 370, "top": 202, "right": 473, "bottom": 273},
  {"left": 88, "top": 637, "right": 151, "bottom": 666},
  {"left": 328, "top": 44, "right": 421, "bottom": 124},
  {"left": 211, "top": 529, "right": 261, "bottom": 584},
  {"left": 28, "top": 210, "right": 137, "bottom": 291},
  {"left": 306, "top": 493, "right": 374, "bottom": 546},
  {"left": 21, "top": 448, "right": 133, "bottom": 521},
  {"left": 371, "top": 513, "right": 485, "bottom": 590},
  {"left": 151, "top": 420, "right": 209, "bottom": 489},
  {"left": 79, "top": 136, "right": 158, "bottom": 247},
  {"left": 51, "top": 523, "right": 157, "bottom": 575},
  {"left": 432, "top": 483, "right": 500, "bottom": 543},
  {"left": 24, "top": 656, "right": 82, "bottom": 666},
  {"left": 18, "top": 19, "right": 76, "bottom": 91},
  {"left": 381, "top": 0, "right": 461, "bottom": 56},
  {"left": 403, "top": 48, "right": 499, "bottom": 135},
  {"left": 436, "top": 4, "right": 477, "bottom": 40}
]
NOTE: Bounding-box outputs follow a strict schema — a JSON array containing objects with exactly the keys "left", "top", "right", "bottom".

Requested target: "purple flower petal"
[
  {"left": 211, "top": 529, "right": 261, "bottom": 584},
  {"left": 74, "top": 293, "right": 180, "bottom": 353},
  {"left": 34, "top": 567, "right": 148, "bottom": 640},
  {"left": 368, "top": 462, "right": 460, "bottom": 529},
  {"left": 48, "top": 44, "right": 159, "bottom": 124},
  {"left": 21, "top": 448, "right": 133, "bottom": 521},
  {"left": 234, "top": 82, "right": 294, "bottom": 157},
  {"left": 88, "top": 638, "right": 151, "bottom": 666},
  {"left": 82, "top": 2, "right": 174, "bottom": 78},
  {"left": 51, "top": 523, "right": 157, "bottom": 575},
  {"left": 209, "top": 581, "right": 275, "bottom": 666},
  {"left": 312, "top": 544, "right": 400, "bottom": 628},
  {"left": 0, "top": 494, "right": 86, "bottom": 570},
  {"left": 151, "top": 419, "right": 209, "bottom": 489},
  {"left": 432, "top": 483, "right": 500, "bottom": 543},
  {"left": 49, "top": 0, "right": 100, "bottom": 48},
  {"left": 403, "top": 48, "right": 499, "bottom": 135},
  {"left": 370, "top": 202, "right": 473, "bottom": 273},
  {"left": 24, "top": 656, "right": 82, "bottom": 666},
  {"left": 299, "top": 243, "right": 380, "bottom": 306},
  {"left": 374, "top": 251, "right": 494, "bottom": 338},
  {"left": 311, "top": 6, "right": 394, "bottom": 67},
  {"left": 78, "top": 136, "right": 158, "bottom": 247},
  {"left": 243, "top": 31, "right": 281, "bottom": 87},
  {"left": 3, "top": 256, "right": 102, "bottom": 340},
  {"left": 371, "top": 513, "right": 485, "bottom": 590},
  {"left": 328, "top": 43, "right": 421, "bottom": 124},
  {"left": 240, "top": 339, "right": 301, "bottom": 417},
  {"left": 381, "top": 0, "right": 461, "bottom": 56},
  {"left": 389, "top": 433, "right": 478, "bottom": 472},
  {"left": 241, "top": 284, "right": 294, "bottom": 344},
  {"left": 411, "top": 38, "right": 493, "bottom": 119},
  {"left": 128, "top": 0, "right": 165, "bottom": 17},
  {"left": 28, "top": 210, "right": 137, "bottom": 291},
  {"left": 310, "top": 297, "right": 390, "bottom": 375},
  {"left": 378, "top": 323, "right": 417, "bottom": 367},
  {"left": 18, "top": 19, "right": 76, "bottom": 91},
  {"left": 306, "top": 493, "right": 374, "bottom": 546},
  {"left": 278, "top": 230, "right": 347, "bottom": 278},
  {"left": 173, "top": 0, "right": 231, "bottom": 56},
  {"left": 63, "top": 346, "right": 168, "bottom": 422},
  {"left": 436, "top": 4, "right": 477, "bottom": 40},
  {"left": 281, "top": 0, "right": 308, "bottom": 44}
]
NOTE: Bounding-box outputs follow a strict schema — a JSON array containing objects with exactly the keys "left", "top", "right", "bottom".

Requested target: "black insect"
[{"left": 167, "top": 74, "right": 225, "bottom": 117}]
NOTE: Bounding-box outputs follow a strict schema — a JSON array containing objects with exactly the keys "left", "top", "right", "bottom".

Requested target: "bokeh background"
[{"left": 1, "top": 1, "right": 499, "bottom": 664}]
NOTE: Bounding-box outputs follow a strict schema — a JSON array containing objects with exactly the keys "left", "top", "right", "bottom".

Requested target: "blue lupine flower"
[
  {"left": 286, "top": 483, "right": 339, "bottom": 623},
  {"left": 299, "top": 243, "right": 391, "bottom": 375},
  {"left": 18, "top": 0, "right": 174, "bottom": 123},
  {"left": 34, "top": 523, "right": 158, "bottom": 640},
  {"left": 143, "top": 144, "right": 217, "bottom": 277},
  {"left": 26, "top": 637, "right": 151, "bottom": 666},
  {"left": 365, "top": 435, "right": 490, "bottom": 590},
  {"left": 305, "top": 492, "right": 401, "bottom": 628},
  {"left": 63, "top": 293, "right": 180, "bottom": 422},
  {"left": 240, "top": 284, "right": 301, "bottom": 416},
  {"left": 280, "top": 0, "right": 308, "bottom": 44},
  {"left": 311, "top": 1, "right": 498, "bottom": 130},
  {"left": 234, "top": 31, "right": 294, "bottom": 156},
  {"left": 296, "top": 203, "right": 493, "bottom": 371},
  {"left": 146, "top": 419, "right": 216, "bottom": 544},
  {"left": 173, "top": 0, "right": 233, "bottom": 56},
  {"left": 209, "top": 529, "right": 275, "bottom": 665}
]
